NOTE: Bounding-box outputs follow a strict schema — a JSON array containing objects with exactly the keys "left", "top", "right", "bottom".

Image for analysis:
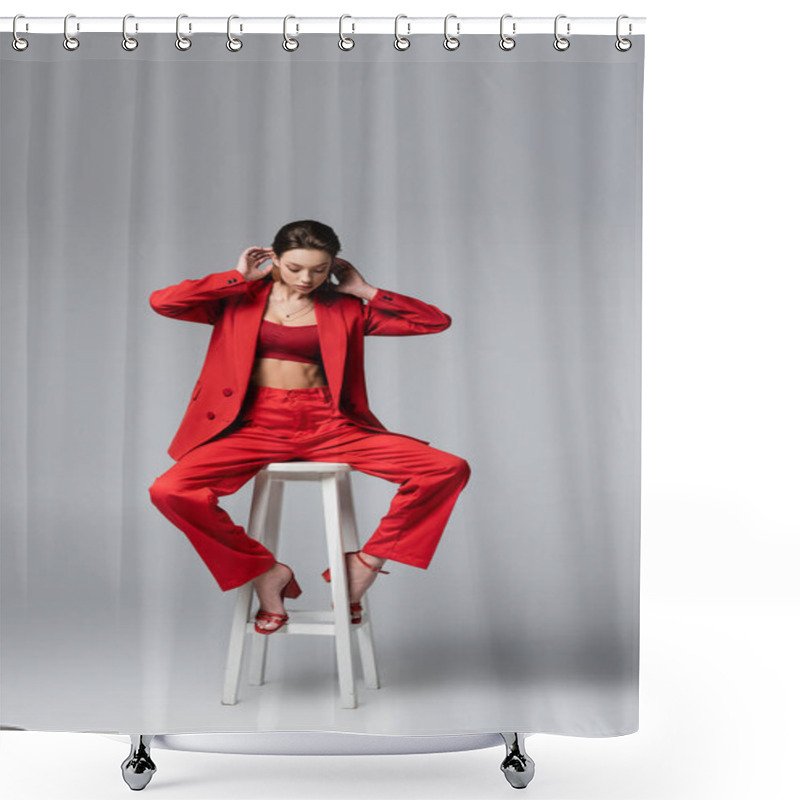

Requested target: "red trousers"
[{"left": 149, "top": 385, "right": 471, "bottom": 591}]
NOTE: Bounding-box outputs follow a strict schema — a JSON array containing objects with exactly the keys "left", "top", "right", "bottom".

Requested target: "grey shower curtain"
[{"left": 0, "top": 31, "right": 643, "bottom": 736}]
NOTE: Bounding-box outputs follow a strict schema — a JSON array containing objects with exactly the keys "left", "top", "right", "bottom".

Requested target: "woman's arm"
[
  {"left": 150, "top": 247, "right": 273, "bottom": 324},
  {"left": 149, "top": 269, "right": 252, "bottom": 325},
  {"left": 330, "top": 256, "right": 452, "bottom": 337},
  {"left": 361, "top": 288, "right": 452, "bottom": 336}
]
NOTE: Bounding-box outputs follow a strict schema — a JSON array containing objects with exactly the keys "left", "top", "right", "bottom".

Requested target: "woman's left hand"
[{"left": 330, "top": 257, "right": 374, "bottom": 297}]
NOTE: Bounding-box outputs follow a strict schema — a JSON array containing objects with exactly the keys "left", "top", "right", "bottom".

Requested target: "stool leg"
[
  {"left": 355, "top": 612, "right": 381, "bottom": 690},
  {"left": 337, "top": 472, "right": 381, "bottom": 691},
  {"left": 336, "top": 471, "right": 360, "bottom": 553},
  {"left": 223, "top": 472, "right": 279, "bottom": 704},
  {"left": 221, "top": 582, "right": 254, "bottom": 705},
  {"left": 249, "top": 476, "right": 286, "bottom": 687},
  {"left": 321, "top": 474, "right": 357, "bottom": 709},
  {"left": 259, "top": 475, "right": 285, "bottom": 554}
]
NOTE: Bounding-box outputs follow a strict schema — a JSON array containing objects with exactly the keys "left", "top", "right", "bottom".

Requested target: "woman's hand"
[
  {"left": 330, "top": 257, "right": 376, "bottom": 299},
  {"left": 236, "top": 246, "right": 275, "bottom": 282}
]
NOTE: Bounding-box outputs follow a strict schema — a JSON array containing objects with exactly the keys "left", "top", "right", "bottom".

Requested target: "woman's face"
[{"left": 271, "top": 248, "right": 332, "bottom": 294}]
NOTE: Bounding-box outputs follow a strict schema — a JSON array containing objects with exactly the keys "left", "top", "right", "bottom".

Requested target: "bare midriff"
[
  {"left": 248, "top": 356, "right": 328, "bottom": 389},
  {"left": 248, "top": 307, "right": 328, "bottom": 390}
]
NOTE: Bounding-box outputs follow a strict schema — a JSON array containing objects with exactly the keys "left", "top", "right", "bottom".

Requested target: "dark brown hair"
[{"left": 271, "top": 220, "right": 341, "bottom": 259}]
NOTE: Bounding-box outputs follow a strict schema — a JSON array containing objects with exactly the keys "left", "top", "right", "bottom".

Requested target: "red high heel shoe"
[
  {"left": 254, "top": 563, "right": 302, "bottom": 635},
  {"left": 321, "top": 551, "right": 390, "bottom": 624}
]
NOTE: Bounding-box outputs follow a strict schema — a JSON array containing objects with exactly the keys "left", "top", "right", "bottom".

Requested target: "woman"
[{"left": 148, "top": 220, "right": 471, "bottom": 634}]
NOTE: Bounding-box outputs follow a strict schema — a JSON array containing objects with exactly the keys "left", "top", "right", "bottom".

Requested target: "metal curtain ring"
[
  {"left": 227, "top": 15, "right": 243, "bottom": 51},
  {"left": 615, "top": 14, "right": 632, "bottom": 51},
  {"left": 499, "top": 14, "right": 516, "bottom": 50},
  {"left": 553, "top": 14, "right": 570, "bottom": 51},
  {"left": 283, "top": 15, "right": 299, "bottom": 51},
  {"left": 175, "top": 14, "right": 191, "bottom": 50},
  {"left": 394, "top": 14, "right": 410, "bottom": 50},
  {"left": 12, "top": 14, "right": 29, "bottom": 51},
  {"left": 443, "top": 14, "right": 460, "bottom": 51},
  {"left": 339, "top": 14, "right": 355, "bottom": 50},
  {"left": 63, "top": 13, "right": 79, "bottom": 51},
  {"left": 122, "top": 14, "right": 138, "bottom": 51}
]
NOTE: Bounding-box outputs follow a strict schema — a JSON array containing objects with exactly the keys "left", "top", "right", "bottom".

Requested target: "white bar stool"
[{"left": 221, "top": 462, "right": 382, "bottom": 709}]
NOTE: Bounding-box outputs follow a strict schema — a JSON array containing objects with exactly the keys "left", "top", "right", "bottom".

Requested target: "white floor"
[{"left": 2, "top": 597, "right": 797, "bottom": 799}]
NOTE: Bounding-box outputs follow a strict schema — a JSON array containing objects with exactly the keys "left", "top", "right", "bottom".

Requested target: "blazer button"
[
  {"left": 222, "top": 388, "right": 233, "bottom": 397},
  {"left": 207, "top": 411, "right": 216, "bottom": 420}
]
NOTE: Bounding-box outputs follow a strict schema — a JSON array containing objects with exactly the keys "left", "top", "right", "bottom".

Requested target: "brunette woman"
[{"left": 149, "top": 220, "right": 470, "bottom": 633}]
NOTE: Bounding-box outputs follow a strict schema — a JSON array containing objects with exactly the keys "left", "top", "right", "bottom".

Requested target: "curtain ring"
[
  {"left": 553, "top": 14, "right": 570, "bottom": 51},
  {"left": 12, "top": 14, "right": 29, "bottom": 52},
  {"left": 499, "top": 14, "right": 516, "bottom": 51},
  {"left": 394, "top": 15, "right": 410, "bottom": 50},
  {"left": 175, "top": 14, "right": 191, "bottom": 51},
  {"left": 283, "top": 15, "right": 299, "bottom": 51},
  {"left": 443, "top": 14, "right": 460, "bottom": 51},
  {"left": 63, "top": 13, "right": 80, "bottom": 51},
  {"left": 122, "top": 14, "right": 138, "bottom": 51},
  {"left": 226, "top": 15, "right": 243, "bottom": 51},
  {"left": 339, "top": 15, "right": 355, "bottom": 51},
  {"left": 615, "top": 15, "right": 632, "bottom": 52}
]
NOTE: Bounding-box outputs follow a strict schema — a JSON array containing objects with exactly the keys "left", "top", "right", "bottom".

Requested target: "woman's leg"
[
  {"left": 148, "top": 424, "right": 297, "bottom": 591},
  {"left": 298, "top": 424, "right": 472, "bottom": 571}
]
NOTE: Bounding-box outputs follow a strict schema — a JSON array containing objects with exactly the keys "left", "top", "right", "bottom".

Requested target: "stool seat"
[
  {"left": 221, "top": 461, "right": 382, "bottom": 709},
  {"left": 265, "top": 461, "right": 352, "bottom": 473},
  {"left": 264, "top": 461, "right": 353, "bottom": 468}
]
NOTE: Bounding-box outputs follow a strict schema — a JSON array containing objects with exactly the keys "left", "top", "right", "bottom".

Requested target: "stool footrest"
[{"left": 247, "top": 610, "right": 367, "bottom": 625}]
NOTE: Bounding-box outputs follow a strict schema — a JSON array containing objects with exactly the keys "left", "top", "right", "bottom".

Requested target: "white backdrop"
[{"left": 1, "top": 0, "right": 798, "bottom": 798}]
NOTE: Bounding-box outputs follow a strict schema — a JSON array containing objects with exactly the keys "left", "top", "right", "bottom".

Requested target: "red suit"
[{"left": 148, "top": 269, "right": 471, "bottom": 590}]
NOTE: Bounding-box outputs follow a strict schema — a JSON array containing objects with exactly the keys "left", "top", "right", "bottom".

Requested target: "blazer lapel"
[
  {"left": 232, "top": 279, "right": 273, "bottom": 390},
  {"left": 314, "top": 290, "right": 347, "bottom": 407}
]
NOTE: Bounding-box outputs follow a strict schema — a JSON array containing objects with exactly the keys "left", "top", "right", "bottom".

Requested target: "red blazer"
[{"left": 149, "top": 269, "right": 452, "bottom": 460}]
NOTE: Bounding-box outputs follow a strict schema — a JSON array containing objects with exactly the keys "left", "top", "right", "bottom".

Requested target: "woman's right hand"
[{"left": 236, "top": 246, "right": 276, "bottom": 282}]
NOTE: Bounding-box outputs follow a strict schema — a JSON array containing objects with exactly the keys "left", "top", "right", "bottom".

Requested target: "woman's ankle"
[{"left": 357, "top": 551, "right": 386, "bottom": 570}]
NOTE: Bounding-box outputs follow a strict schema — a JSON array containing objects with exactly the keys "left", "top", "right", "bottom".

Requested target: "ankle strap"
[{"left": 356, "top": 551, "right": 390, "bottom": 574}]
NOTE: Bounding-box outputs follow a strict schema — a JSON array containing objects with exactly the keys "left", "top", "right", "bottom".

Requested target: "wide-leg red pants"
[{"left": 149, "top": 384, "right": 471, "bottom": 591}]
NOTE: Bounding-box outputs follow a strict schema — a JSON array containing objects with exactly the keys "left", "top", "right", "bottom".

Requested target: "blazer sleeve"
[
  {"left": 362, "top": 288, "right": 452, "bottom": 336},
  {"left": 149, "top": 269, "right": 254, "bottom": 325}
]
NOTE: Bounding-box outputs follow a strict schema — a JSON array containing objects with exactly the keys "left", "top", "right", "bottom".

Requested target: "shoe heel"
[{"left": 283, "top": 574, "right": 302, "bottom": 599}]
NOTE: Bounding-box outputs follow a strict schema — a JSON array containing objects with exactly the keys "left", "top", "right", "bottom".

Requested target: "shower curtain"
[{"left": 0, "top": 28, "right": 644, "bottom": 739}]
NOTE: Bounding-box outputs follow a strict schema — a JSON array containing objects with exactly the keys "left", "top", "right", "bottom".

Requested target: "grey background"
[{"left": 0, "top": 33, "right": 643, "bottom": 735}]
